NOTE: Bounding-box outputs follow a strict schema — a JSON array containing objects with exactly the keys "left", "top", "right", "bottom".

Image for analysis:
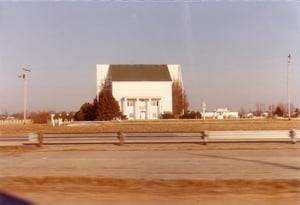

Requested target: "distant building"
[
  {"left": 96, "top": 64, "right": 183, "bottom": 120},
  {"left": 202, "top": 108, "right": 239, "bottom": 119}
]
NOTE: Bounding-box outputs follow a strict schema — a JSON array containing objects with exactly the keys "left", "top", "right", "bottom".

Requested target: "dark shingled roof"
[{"left": 109, "top": 64, "right": 172, "bottom": 81}]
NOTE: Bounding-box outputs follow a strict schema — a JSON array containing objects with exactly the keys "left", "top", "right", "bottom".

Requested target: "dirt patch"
[
  {"left": 1, "top": 177, "right": 299, "bottom": 205},
  {"left": 0, "top": 145, "right": 37, "bottom": 151},
  {"left": 1, "top": 142, "right": 299, "bottom": 153},
  {"left": 1, "top": 177, "right": 299, "bottom": 195}
]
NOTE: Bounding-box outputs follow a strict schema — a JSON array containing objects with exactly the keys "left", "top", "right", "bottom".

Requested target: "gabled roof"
[{"left": 109, "top": 64, "right": 172, "bottom": 81}]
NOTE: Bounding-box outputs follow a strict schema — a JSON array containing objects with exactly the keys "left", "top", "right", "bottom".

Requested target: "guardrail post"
[
  {"left": 118, "top": 131, "right": 125, "bottom": 146},
  {"left": 38, "top": 132, "right": 44, "bottom": 147},
  {"left": 289, "top": 129, "right": 297, "bottom": 144},
  {"left": 201, "top": 130, "right": 208, "bottom": 145},
  {"left": 28, "top": 133, "right": 38, "bottom": 144}
]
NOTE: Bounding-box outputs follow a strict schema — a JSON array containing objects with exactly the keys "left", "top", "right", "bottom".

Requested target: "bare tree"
[
  {"left": 268, "top": 104, "right": 275, "bottom": 117},
  {"left": 254, "top": 102, "right": 265, "bottom": 116},
  {"left": 172, "top": 80, "right": 189, "bottom": 115},
  {"left": 238, "top": 107, "right": 246, "bottom": 118}
]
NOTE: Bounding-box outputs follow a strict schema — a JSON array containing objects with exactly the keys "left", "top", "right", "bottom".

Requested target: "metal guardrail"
[
  {"left": 209, "top": 130, "right": 298, "bottom": 141},
  {"left": 25, "top": 130, "right": 299, "bottom": 146},
  {"left": 0, "top": 137, "right": 28, "bottom": 146},
  {"left": 27, "top": 132, "right": 208, "bottom": 146}
]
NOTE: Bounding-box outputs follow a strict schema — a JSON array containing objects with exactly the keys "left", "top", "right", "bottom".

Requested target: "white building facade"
[
  {"left": 202, "top": 108, "right": 239, "bottom": 119},
  {"left": 96, "top": 64, "right": 183, "bottom": 120}
]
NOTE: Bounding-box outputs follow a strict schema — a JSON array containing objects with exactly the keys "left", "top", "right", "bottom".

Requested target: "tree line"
[
  {"left": 239, "top": 103, "right": 300, "bottom": 118},
  {"left": 3, "top": 82, "right": 299, "bottom": 123}
]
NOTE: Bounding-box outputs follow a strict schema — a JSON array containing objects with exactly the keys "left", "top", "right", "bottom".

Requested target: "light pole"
[
  {"left": 201, "top": 101, "right": 206, "bottom": 120},
  {"left": 287, "top": 54, "right": 291, "bottom": 120},
  {"left": 18, "top": 68, "right": 31, "bottom": 124}
]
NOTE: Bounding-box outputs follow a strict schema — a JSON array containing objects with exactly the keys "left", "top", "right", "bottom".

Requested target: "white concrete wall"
[
  {"left": 96, "top": 64, "right": 110, "bottom": 95},
  {"left": 167, "top": 64, "right": 183, "bottom": 88},
  {"left": 96, "top": 64, "right": 177, "bottom": 119},
  {"left": 223, "top": 112, "right": 239, "bottom": 119},
  {"left": 167, "top": 64, "right": 181, "bottom": 81},
  {"left": 112, "top": 81, "right": 173, "bottom": 114}
]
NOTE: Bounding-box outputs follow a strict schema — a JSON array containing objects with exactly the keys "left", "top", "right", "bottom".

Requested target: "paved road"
[
  {"left": 1, "top": 144, "right": 299, "bottom": 205},
  {"left": 1, "top": 144, "right": 299, "bottom": 180}
]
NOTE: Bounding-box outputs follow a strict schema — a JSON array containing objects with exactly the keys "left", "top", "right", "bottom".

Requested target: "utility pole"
[
  {"left": 201, "top": 101, "right": 206, "bottom": 120},
  {"left": 18, "top": 68, "right": 31, "bottom": 124},
  {"left": 287, "top": 53, "right": 291, "bottom": 120}
]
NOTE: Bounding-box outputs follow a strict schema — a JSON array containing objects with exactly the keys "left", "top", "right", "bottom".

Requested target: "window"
[
  {"left": 151, "top": 100, "right": 158, "bottom": 106},
  {"left": 127, "top": 100, "right": 134, "bottom": 107}
]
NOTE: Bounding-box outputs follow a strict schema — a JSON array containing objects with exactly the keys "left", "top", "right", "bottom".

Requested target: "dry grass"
[
  {"left": 1, "top": 176, "right": 299, "bottom": 195},
  {"left": 0, "top": 119, "right": 299, "bottom": 137}
]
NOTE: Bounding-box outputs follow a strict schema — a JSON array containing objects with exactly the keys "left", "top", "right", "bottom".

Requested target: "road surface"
[{"left": 0, "top": 143, "right": 299, "bottom": 205}]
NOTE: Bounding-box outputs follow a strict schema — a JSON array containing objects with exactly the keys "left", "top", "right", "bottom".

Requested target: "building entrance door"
[{"left": 140, "top": 111, "right": 146, "bottom": 120}]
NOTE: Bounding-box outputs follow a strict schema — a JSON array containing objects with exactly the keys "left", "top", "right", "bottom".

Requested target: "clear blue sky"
[{"left": 0, "top": 1, "right": 299, "bottom": 114}]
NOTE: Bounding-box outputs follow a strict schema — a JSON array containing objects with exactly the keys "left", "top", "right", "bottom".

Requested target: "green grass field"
[{"left": 0, "top": 119, "right": 299, "bottom": 137}]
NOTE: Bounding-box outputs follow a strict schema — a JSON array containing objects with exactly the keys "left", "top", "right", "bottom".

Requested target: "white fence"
[{"left": 0, "top": 120, "right": 32, "bottom": 125}]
